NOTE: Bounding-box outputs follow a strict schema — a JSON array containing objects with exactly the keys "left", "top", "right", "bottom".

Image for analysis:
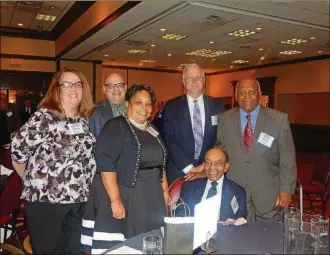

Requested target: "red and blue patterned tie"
[{"left": 243, "top": 114, "right": 253, "bottom": 153}]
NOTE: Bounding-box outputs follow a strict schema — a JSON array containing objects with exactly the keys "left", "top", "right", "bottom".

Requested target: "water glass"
[
  {"left": 294, "top": 222, "right": 317, "bottom": 254},
  {"left": 201, "top": 231, "right": 218, "bottom": 254},
  {"left": 287, "top": 206, "right": 300, "bottom": 215},
  {"left": 311, "top": 215, "right": 329, "bottom": 248},
  {"left": 143, "top": 235, "right": 162, "bottom": 254}
]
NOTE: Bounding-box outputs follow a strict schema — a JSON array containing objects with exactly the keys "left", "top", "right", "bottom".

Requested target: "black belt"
[{"left": 139, "top": 166, "right": 162, "bottom": 170}]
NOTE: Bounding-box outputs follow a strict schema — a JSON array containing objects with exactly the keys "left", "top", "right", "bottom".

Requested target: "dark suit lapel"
[
  {"left": 182, "top": 96, "right": 195, "bottom": 154},
  {"left": 232, "top": 108, "right": 245, "bottom": 152},
  {"left": 202, "top": 95, "right": 211, "bottom": 150},
  {"left": 220, "top": 177, "right": 231, "bottom": 219}
]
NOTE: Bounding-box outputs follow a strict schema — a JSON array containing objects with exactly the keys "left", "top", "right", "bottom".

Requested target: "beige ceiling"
[
  {"left": 63, "top": 0, "right": 329, "bottom": 73},
  {"left": 0, "top": 1, "right": 73, "bottom": 31}
]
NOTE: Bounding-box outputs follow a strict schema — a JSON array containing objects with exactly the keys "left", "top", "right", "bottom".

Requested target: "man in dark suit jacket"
[
  {"left": 177, "top": 148, "right": 247, "bottom": 220},
  {"left": 163, "top": 64, "right": 225, "bottom": 184},
  {"left": 215, "top": 78, "right": 297, "bottom": 222},
  {"left": 18, "top": 99, "right": 36, "bottom": 125},
  {"left": 89, "top": 73, "right": 127, "bottom": 138}
]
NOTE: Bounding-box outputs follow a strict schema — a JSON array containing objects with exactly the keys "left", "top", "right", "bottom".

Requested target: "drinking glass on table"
[
  {"left": 201, "top": 231, "right": 218, "bottom": 254},
  {"left": 295, "top": 222, "right": 318, "bottom": 254},
  {"left": 143, "top": 235, "right": 162, "bottom": 254},
  {"left": 311, "top": 215, "right": 329, "bottom": 248}
]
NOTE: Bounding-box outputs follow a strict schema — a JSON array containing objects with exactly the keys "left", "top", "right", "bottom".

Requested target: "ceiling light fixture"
[
  {"left": 162, "top": 33, "right": 187, "bottom": 40},
  {"left": 259, "top": 48, "right": 264, "bottom": 51},
  {"left": 212, "top": 58, "right": 216, "bottom": 61},
  {"left": 35, "top": 14, "right": 56, "bottom": 21},
  {"left": 318, "top": 50, "right": 323, "bottom": 53},
  {"left": 256, "top": 27, "right": 263, "bottom": 31},
  {"left": 280, "top": 38, "right": 307, "bottom": 45},
  {"left": 260, "top": 56, "right": 265, "bottom": 60},
  {"left": 150, "top": 44, "right": 156, "bottom": 47},
  {"left": 279, "top": 50, "right": 302, "bottom": 55},
  {"left": 160, "top": 28, "right": 166, "bottom": 32},
  {"left": 209, "top": 41, "right": 214, "bottom": 44},
  {"left": 185, "top": 48, "right": 232, "bottom": 58},
  {"left": 228, "top": 29, "right": 257, "bottom": 38},
  {"left": 50, "top": 6, "right": 55, "bottom": 10},
  {"left": 167, "top": 53, "right": 172, "bottom": 57},
  {"left": 231, "top": 60, "right": 249, "bottom": 64},
  {"left": 309, "top": 36, "right": 316, "bottom": 40},
  {"left": 104, "top": 54, "right": 108, "bottom": 57},
  {"left": 18, "top": 23, "right": 23, "bottom": 27},
  {"left": 139, "top": 63, "right": 143, "bottom": 66},
  {"left": 127, "top": 49, "right": 146, "bottom": 54},
  {"left": 140, "top": 60, "right": 156, "bottom": 63},
  {"left": 230, "top": 66, "right": 234, "bottom": 68}
]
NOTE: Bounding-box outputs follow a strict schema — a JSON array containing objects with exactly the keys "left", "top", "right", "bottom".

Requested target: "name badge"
[
  {"left": 231, "top": 196, "right": 239, "bottom": 214},
  {"left": 68, "top": 123, "right": 84, "bottom": 135},
  {"left": 146, "top": 126, "right": 159, "bottom": 137},
  {"left": 211, "top": 115, "right": 218, "bottom": 126},
  {"left": 7, "top": 111, "right": 13, "bottom": 117},
  {"left": 257, "top": 132, "right": 274, "bottom": 148}
]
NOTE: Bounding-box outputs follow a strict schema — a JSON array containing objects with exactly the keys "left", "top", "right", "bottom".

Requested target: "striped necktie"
[
  {"left": 193, "top": 100, "right": 203, "bottom": 159},
  {"left": 243, "top": 113, "right": 253, "bottom": 153}
]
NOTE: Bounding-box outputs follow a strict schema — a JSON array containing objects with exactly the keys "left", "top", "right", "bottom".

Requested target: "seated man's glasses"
[
  {"left": 204, "top": 160, "right": 226, "bottom": 168},
  {"left": 59, "top": 81, "right": 83, "bottom": 89},
  {"left": 184, "top": 76, "right": 204, "bottom": 83},
  {"left": 104, "top": 83, "right": 126, "bottom": 89}
]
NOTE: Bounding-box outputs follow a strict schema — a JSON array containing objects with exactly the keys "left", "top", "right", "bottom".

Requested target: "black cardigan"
[{"left": 95, "top": 115, "right": 167, "bottom": 187}]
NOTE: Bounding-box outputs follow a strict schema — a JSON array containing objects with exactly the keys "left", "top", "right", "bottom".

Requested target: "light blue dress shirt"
[{"left": 240, "top": 105, "right": 260, "bottom": 134}]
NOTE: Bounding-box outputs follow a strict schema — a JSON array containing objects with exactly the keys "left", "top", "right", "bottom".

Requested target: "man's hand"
[
  {"left": 189, "top": 164, "right": 204, "bottom": 173},
  {"left": 275, "top": 192, "right": 292, "bottom": 207},
  {"left": 184, "top": 171, "right": 206, "bottom": 181},
  {"left": 163, "top": 190, "right": 171, "bottom": 207}
]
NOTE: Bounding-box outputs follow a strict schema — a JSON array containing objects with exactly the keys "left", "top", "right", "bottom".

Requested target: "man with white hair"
[
  {"left": 163, "top": 63, "right": 225, "bottom": 184},
  {"left": 89, "top": 73, "right": 127, "bottom": 138},
  {"left": 215, "top": 77, "right": 297, "bottom": 222}
]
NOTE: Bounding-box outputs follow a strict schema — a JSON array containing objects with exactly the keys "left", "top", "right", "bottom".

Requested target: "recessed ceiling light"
[
  {"left": 230, "top": 66, "right": 234, "bottom": 68},
  {"left": 259, "top": 48, "right": 264, "bottom": 51},
  {"left": 104, "top": 54, "right": 108, "bottom": 57},
  {"left": 35, "top": 14, "right": 56, "bottom": 22},
  {"left": 139, "top": 63, "right": 143, "bottom": 66},
  {"left": 127, "top": 49, "right": 146, "bottom": 54},
  {"left": 162, "top": 33, "right": 187, "bottom": 40},
  {"left": 167, "top": 53, "right": 172, "bottom": 57},
  {"left": 228, "top": 29, "right": 257, "bottom": 38},
  {"left": 260, "top": 56, "right": 265, "bottom": 60},
  {"left": 309, "top": 36, "right": 316, "bottom": 40},
  {"left": 50, "top": 6, "right": 55, "bottom": 10},
  {"left": 256, "top": 27, "right": 263, "bottom": 31},
  {"left": 178, "top": 66, "right": 182, "bottom": 69},
  {"left": 150, "top": 44, "right": 156, "bottom": 47},
  {"left": 160, "top": 28, "right": 166, "bottom": 32},
  {"left": 140, "top": 60, "right": 156, "bottom": 63},
  {"left": 18, "top": 23, "right": 23, "bottom": 27},
  {"left": 212, "top": 58, "right": 216, "bottom": 61},
  {"left": 231, "top": 60, "right": 249, "bottom": 64},
  {"left": 318, "top": 50, "right": 323, "bottom": 53},
  {"left": 209, "top": 41, "right": 214, "bottom": 44},
  {"left": 280, "top": 38, "right": 307, "bottom": 45},
  {"left": 279, "top": 50, "right": 302, "bottom": 55},
  {"left": 185, "top": 48, "right": 232, "bottom": 58}
]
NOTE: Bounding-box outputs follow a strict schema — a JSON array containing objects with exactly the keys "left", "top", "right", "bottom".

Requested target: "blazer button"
[{"left": 246, "top": 161, "right": 250, "bottom": 165}]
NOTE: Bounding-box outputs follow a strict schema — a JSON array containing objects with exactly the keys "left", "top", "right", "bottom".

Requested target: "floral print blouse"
[{"left": 11, "top": 108, "right": 96, "bottom": 204}]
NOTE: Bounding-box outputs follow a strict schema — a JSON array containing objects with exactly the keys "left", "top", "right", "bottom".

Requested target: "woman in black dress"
[{"left": 81, "top": 85, "right": 170, "bottom": 254}]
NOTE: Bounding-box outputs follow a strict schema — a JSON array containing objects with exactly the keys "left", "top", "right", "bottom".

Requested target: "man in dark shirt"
[{"left": 89, "top": 73, "right": 127, "bottom": 138}]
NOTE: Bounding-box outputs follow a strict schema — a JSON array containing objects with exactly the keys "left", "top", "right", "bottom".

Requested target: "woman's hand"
[
  {"left": 111, "top": 200, "right": 126, "bottom": 219},
  {"left": 163, "top": 190, "right": 171, "bottom": 207}
]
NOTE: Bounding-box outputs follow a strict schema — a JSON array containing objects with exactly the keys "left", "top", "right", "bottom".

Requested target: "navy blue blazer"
[
  {"left": 89, "top": 100, "right": 114, "bottom": 138},
  {"left": 176, "top": 176, "right": 247, "bottom": 221},
  {"left": 163, "top": 95, "right": 225, "bottom": 184}
]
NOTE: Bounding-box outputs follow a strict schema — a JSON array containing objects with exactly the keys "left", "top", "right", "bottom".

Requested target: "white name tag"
[
  {"left": 257, "top": 132, "right": 274, "bottom": 148},
  {"left": 146, "top": 126, "right": 159, "bottom": 137},
  {"left": 211, "top": 115, "right": 218, "bottom": 126},
  {"left": 68, "top": 123, "right": 84, "bottom": 135},
  {"left": 6, "top": 111, "right": 13, "bottom": 117},
  {"left": 231, "top": 195, "right": 239, "bottom": 214}
]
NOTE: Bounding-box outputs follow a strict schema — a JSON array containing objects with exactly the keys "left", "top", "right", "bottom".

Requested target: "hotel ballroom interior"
[{"left": 0, "top": 1, "right": 329, "bottom": 254}]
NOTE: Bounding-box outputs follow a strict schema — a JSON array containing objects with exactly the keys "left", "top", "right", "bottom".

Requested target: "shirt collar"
[
  {"left": 240, "top": 104, "right": 260, "bottom": 119},
  {"left": 207, "top": 175, "right": 224, "bottom": 188},
  {"left": 187, "top": 94, "right": 203, "bottom": 104}
]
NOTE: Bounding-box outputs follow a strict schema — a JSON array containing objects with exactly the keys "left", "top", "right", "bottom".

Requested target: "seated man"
[{"left": 176, "top": 148, "right": 247, "bottom": 221}]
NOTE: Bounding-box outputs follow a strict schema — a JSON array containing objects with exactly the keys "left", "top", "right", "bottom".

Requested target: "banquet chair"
[
  {"left": 168, "top": 177, "right": 185, "bottom": 215},
  {"left": 0, "top": 171, "right": 24, "bottom": 252},
  {"left": 323, "top": 193, "right": 330, "bottom": 218}
]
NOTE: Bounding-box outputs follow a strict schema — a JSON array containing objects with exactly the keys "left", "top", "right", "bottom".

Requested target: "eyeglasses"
[
  {"left": 104, "top": 83, "right": 126, "bottom": 89},
  {"left": 59, "top": 81, "right": 83, "bottom": 89},
  {"left": 184, "top": 76, "right": 204, "bottom": 84},
  {"left": 237, "top": 90, "right": 258, "bottom": 96},
  {"left": 204, "top": 160, "right": 226, "bottom": 168}
]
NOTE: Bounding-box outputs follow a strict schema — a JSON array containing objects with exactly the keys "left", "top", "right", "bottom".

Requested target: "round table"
[{"left": 103, "top": 221, "right": 329, "bottom": 254}]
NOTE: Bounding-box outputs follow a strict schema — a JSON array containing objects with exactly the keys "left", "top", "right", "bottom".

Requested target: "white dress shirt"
[
  {"left": 182, "top": 94, "right": 205, "bottom": 174},
  {"left": 201, "top": 175, "right": 224, "bottom": 202}
]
